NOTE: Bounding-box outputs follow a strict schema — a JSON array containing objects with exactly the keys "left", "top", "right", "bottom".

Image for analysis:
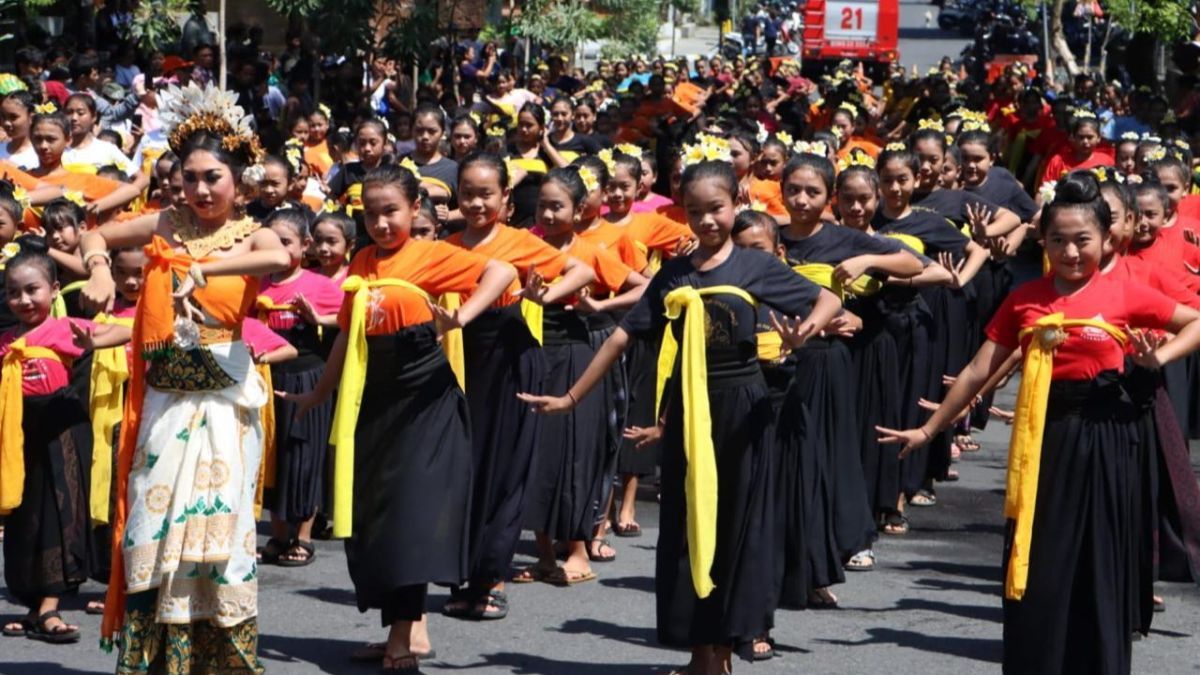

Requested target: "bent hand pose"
[
  {"left": 522, "top": 158, "right": 840, "bottom": 675},
  {"left": 879, "top": 171, "right": 1200, "bottom": 675}
]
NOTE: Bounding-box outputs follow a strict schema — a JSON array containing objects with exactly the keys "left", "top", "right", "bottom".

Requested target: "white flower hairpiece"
[
  {"left": 241, "top": 164, "right": 266, "bottom": 187},
  {"left": 794, "top": 140, "right": 828, "bottom": 157},
  {"left": 1, "top": 242, "right": 19, "bottom": 261},
  {"left": 756, "top": 121, "right": 769, "bottom": 145},
  {"left": 1038, "top": 180, "right": 1057, "bottom": 203}
]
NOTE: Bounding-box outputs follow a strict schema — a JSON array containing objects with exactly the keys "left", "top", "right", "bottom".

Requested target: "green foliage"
[
  {"left": 124, "top": 0, "right": 190, "bottom": 53},
  {"left": 515, "top": 0, "right": 604, "bottom": 50},
  {"left": 264, "top": 0, "right": 324, "bottom": 18},
  {"left": 516, "top": 0, "right": 667, "bottom": 57},
  {"left": 600, "top": 0, "right": 663, "bottom": 55},
  {"left": 380, "top": 1, "right": 442, "bottom": 63},
  {"left": 1102, "top": 0, "right": 1195, "bottom": 42}
]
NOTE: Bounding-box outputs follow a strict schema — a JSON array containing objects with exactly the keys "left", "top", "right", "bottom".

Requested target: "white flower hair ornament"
[
  {"left": 241, "top": 164, "right": 266, "bottom": 188},
  {"left": 794, "top": 140, "right": 829, "bottom": 158},
  {"left": 1038, "top": 181, "right": 1057, "bottom": 203},
  {"left": 756, "top": 121, "right": 769, "bottom": 145}
]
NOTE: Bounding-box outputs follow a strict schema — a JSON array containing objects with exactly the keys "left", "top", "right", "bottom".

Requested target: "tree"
[
  {"left": 124, "top": 0, "right": 191, "bottom": 53},
  {"left": 1046, "top": 0, "right": 1196, "bottom": 81},
  {"left": 514, "top": 0, "right": 680, "bottom": 60}
]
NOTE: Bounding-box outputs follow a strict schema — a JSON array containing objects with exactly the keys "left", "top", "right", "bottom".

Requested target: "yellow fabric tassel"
[
  {"left": 654, "top": 284, "right": 757, "bottom": 599},
  {"left": 254, "top": 363, "right": 275, "bottom": 521},
  {"left": 255, "top": 295, "right": 297, "bottom": 317},
  {"left": 87, "top": 315, "right": 134, "bottom": 525},
  {"left": 438, "top": 293, "right": 466, "bottom": 389},
  {"left": 0, "top": 340, "right": 61, "bottom": 513},
  {"left": 520, "top": 299, "right": 544, "bottom": 346},
  {"left": 1004, "top": 314, "right": 1125, "bottom": 600},
  {"left": 328, "top": 275, "right": 434, "bottom": 538},
  {"left": 755, "top": 330, "right": 784, "bottom": 362},
  {"left": 50, "top": 280, "right": 88, "bottom": 319}
]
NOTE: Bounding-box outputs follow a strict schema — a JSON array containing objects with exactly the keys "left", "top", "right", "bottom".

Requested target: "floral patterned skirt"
[{"left": 117, "top": 341, "right": 267, "bottom": 673}]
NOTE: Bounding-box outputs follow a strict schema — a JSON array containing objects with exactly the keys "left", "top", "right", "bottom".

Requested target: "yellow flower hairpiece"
[
  {"left": 1163, "top": 110, "right": 1178, "bottom": 125},
  {"left": 398, "top": 157, "right": 421, "bottom": 180},
  {"left": 1126, "top": 173, "right": 1144, "bottom": 185},
  {"left": 1092, "top": 166, "right": 1110, "bottom": 183},
  {"left": 469, "top": 111, "right": 482, "bottom": 126},
  {"left": 749, "top": 201, "right": 768, "bottom": 212},
  {"left": 961, "top": 119, "right": 991, "bottom": 133},
  {"left": 597, "top": 148, "right": 617, "bottom": 173},
  {"left": 63, "top": 190, "right": 85, "bottom": 207},
  {"left": 830, "top": 126, "right": 844, "bottom": 140},
  {"left": 918, "top": 118, "right": 945, "bottom": 132},
  {"left": 614, "top": 143, "right": 643, "bottom": 159},
  {"left": 1038, "top": 180, "right": 1057, "bottom": 203},
  {"left": 318, "top": 103, "right": 332, "bottom": 119},
  {"left": 1, "top": 242, "right": 19, "bottom": 261},
  {"left": 11, "top": 187, "right": 29, "bottom": 211},
  {"left": 1174, "top": 139, "right": 1191, "bottom": 151},
  {"left": 486, "top": 126, "right": 506, "bottom": 138},
  {"left": 33, "top": 102, "right": 56, "bottom": 114},
  {"left": 578, "top": 166, "right": 599, "bottom": 193},
  {"left": 836, "top": 102, "right": 859, "bottom": 119},
  {"left": 1001, "top": 104, "right": 1016, "bottom": 117},
  {"left": 884, "top": 142, "right": 907, "bottom": 152},
  {"left": 837, "top": 151, "right": 876, "bottom": 172},
  {"left": 1071, "top": 108, "right": 1097, "bottom": 120},
  {"left": 682, "top": 143, "right": 706, "bottom": 168},
  {"left": 1145, "top": 147, "right": 1168, "bottom": 162},
  {"left": 794, "top": 140, "right": 829, "bottom": 157},
  {"left": 321, "top": 199, "right": 345, "bottom": 215},
  {"left": 775, "top": 131, "right": 794, "bottom": 147}
]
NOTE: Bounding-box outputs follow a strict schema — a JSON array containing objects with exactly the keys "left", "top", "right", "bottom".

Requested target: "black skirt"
[
  {"left": 656, "top": 367, "right": 779, "bottom": 647},
  {"left": 847, "top": 316, "right": 903, "bottom": 517},
  {"left": 4, "top": 389, "right": 93, "bottom": 607},
  {"left": 880, "top": 293, "right": 936, "bottom": 497},
  {"left": 1001, "top": 374, "right": 1136, "bottom": 675},
  {"left": 522, "top": 307, "right": 609, "bottom": 541},
  {"left": 920, "top": 285, "right": 973, "bottom": 485},
  {"left": 462, "top": 305, "right": 546, "bottom": 585},
  {"left": 587, "top": 313, "right": 626, "bottom": 522},
  {"left": 268, "top": 358, "right": 332, "bottom": 523},
  {"left": 777, "top": 338, "right": 874, "bottom": 603},
  {"left": 346, "top": 323, "right": 472, "bottom": 613},
  {"left": 617, "top": 335, "right": 661, "bottom": 476}
]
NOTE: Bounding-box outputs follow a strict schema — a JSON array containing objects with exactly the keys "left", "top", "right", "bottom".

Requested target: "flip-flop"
[
  {"left": 256, "top": 537, "right": 288, "bottom": 565},
  {"left": 613, "top": 521, "right": 642, "bottom": 537},
  {"left": 2, "top": 617, "right": 33, "bottom": 637},
  {"left": 84, "top": 601, "right": 105, "bottom": 615},
  {"left": 546, "top": 568, "right": 598, "bottom": 586},
  {"left": 510, "top": 565, "right": 556, "bottom": 583},
  {"left": 880, "top": 513, "right": 909, "bottom": 535},
  {"left": 381, "top": 651, "right": 420, "bottom": 673},
  {"left": 350, "top": 643, "right": 436, "bottom": 663},
  {"left": 587, "top": 538, "right": 617, "bottom": 563}
]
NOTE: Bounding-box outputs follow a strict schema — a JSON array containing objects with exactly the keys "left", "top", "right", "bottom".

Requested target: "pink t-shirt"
[
  {"left": 0, "top": 318, "right": 91, "bottom": 396},
  {"left": 632, "top": 193, "right": 673, "bottom": 214},
  {"left": 242, "top": 317, "right": 291, "bottom": 359},
  {"left": 258, "top": 270, "right": 343, "bottom": 336}
]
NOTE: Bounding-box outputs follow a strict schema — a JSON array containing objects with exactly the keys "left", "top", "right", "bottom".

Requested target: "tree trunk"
[
  {"left": 1098, "top": 17, "right": 1113, "bottom": 79},
  {"left": 1050, "top": 0, "right": 1081, "bottom": 78}
]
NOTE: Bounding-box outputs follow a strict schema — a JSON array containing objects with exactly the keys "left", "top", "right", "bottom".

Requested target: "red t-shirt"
[
  {"left": 1040, "top": 148, "right": 1115, "bottom": 185},
  {"left": 1178, "top": 194, "right": 1200, "bottom": 222},
  {"left": 1108, "top": 254, "right": 1200, "bottom": 309},
  {"left": 0, "top": 318, "right": 91, "bottom": 396},
  {"left": 1129, "top": 227, "right": 1200, "bottom": 295},
  {"left": 985, "top": 273, "right": 1175, "bottom": 380}
]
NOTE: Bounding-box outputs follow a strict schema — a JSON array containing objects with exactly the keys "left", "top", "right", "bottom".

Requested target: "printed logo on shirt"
[{"left": 1080, "top": 314, "right": 1110, "bottom": 342}]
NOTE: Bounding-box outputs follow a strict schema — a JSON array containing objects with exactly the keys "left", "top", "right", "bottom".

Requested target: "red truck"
[{"left": 801, "top": 0, "right": 900, "bottom": 78}]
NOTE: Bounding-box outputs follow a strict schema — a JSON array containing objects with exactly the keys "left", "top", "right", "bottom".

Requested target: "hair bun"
[
  {"left": 16, "top": 235, "right": 49, "bottom": 254},
  {"left": 1054, "top": 170, "right": 1102, "bottom": 204}
]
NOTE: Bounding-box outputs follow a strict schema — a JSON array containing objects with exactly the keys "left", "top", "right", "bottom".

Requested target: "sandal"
[
  {"left": 2, "top": 616, "right": 33, "bottom": 637},
  {"left": 85, "top": 601, "right": 105, "bottom": 615},
  {"left": 587, "top": 538, "right": 617, "bottom": 563},
  {"left": 808, "top": 587, "right": 839, "bottom": 609},
  {"left": 26, "top": 610, "right": 80, "bottom": 644},
  {"left": 845, "top": 549, "right": 876, "bottom": 572},
  {"left": 381, "top": 651, "right": 420, "bottom": 673},
  {"left": 510, "top": 564, "right": 556, "bottom": 584},
  {"left": 1154, "top": 596, "right": 1166, "bottom": 612},
  {"left": 880, "top": 513, "right": 909, "bottom": 535},
  {"left": 276, "top": 539, "right": 316, "bottom": 567},
  {"left": 468, "top": 590, "right": 509, "bottom": 620},
  {"left": 909, "top": 490, "right": 938, "bottom": 507},
  {"left": 546, "top": 567, "right": 598, "bottom": 586},
  {"left": 613, "top": 521, "right": 642, "bottom": 537},
  {"left": 350, "top": 643, "right": 436, "bottom": 663},
  {"left": 941, "top": 469, "right": 960, "bottom": 482},
  {"left": 736, "top": 633, "right": 776, "bottom": 661},
  {"left": 256, "top": 537, "right": 288, "bottom": 565}
]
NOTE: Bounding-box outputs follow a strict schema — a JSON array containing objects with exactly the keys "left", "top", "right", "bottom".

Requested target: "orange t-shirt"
[
  {"left": 626, "top": 211, "right": 693, "bottom": 254},
  {"left": 566, "top": 236, "right": 634, "bottom": 297},
  {"left": 445, "top": 224, "right": 569, "bottom": 306},
  {"left": 579, "top": 220, "right": 648, "bottom": 271},
  {"left": 336, "top": 239, "right": 491, "bottom": 334},
  {"left": 749, "top": 177, "right": 787, "bottom": 216},
  {"left": 837, "top": 137, "right": 882, "bottom": 161},
  {"left": 304, "top": 139, "right": 334, "bottom": 178}
]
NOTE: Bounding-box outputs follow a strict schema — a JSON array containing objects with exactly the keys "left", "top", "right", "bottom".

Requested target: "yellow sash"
[
  {"left": 883, "top": 232, "right": 926, "bottom": 255},
  {"left": 256, "top": 295, "right": 297, "bottom": 316},
  {"left": 88, "top": 315, "right": 134, "bottom": 525},
  {"left": 0, "top": 340, "right": 61, "bottom": 513},
  {"left": 439, "top": 293, "right": 466, "bottom": 389},
  {"left": 328, "top": 275, "right": 438, "bottom": 537},
  {"left": 50, "top": 280, "right": 87, "bottom": 319},
  {"left": 1005, "top": 314, "right": 1126, "bottom": 600},
  {"left": 254, "top": 362, "right": 275, "bottom": 520},
  {"left": 654, "top": 284, "right": 758, "bottom": 599},
  {"left": 520, "top": 299, "right": 544, "bottom": 345},
  {"left": 755, "top": 330, "right": 784, "bottom": 362}
]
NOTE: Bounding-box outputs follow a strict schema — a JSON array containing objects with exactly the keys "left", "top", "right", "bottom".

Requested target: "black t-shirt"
[
  {"left": 873, "top": 207, "right": 969, "bottom": 258},
  {"left": 968, "top": 167, "right": 1038, "bottom": 223},
  {"left": 551, "top": 133, "right": 602, "bottom": 157},
  {"left": 781, "top": 222, "right": 906, "bottom": 267},
  {"left": 911, "top": 188, "right": 1001, "bottom": 230}
]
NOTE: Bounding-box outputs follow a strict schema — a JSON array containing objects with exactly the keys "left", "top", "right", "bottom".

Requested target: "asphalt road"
[{"left": 4, "top": 6, "right": 1199, "bottom": 675}]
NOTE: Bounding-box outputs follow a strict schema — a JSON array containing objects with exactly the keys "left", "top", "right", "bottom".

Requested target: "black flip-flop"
[
  {"left": 613, "top": 521, "right": 642, "bottom": 538},
  {"left": 350, "top": 642, "right": 436, "bottom": 663},
  {"left": 276, "top": 539, "right": 316, "bottom": 567},
  {"left": 587, "top": 538, "right": 617, "bottom": 563},
  {"left": 26, "top": 610, "right": 80, "bottom": 644},
  {"left": 257, "top": 537, "right": 288, "bottom": 565},
  {"left": 2, "top": 617, "right": 32, "bottom": 637}
]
